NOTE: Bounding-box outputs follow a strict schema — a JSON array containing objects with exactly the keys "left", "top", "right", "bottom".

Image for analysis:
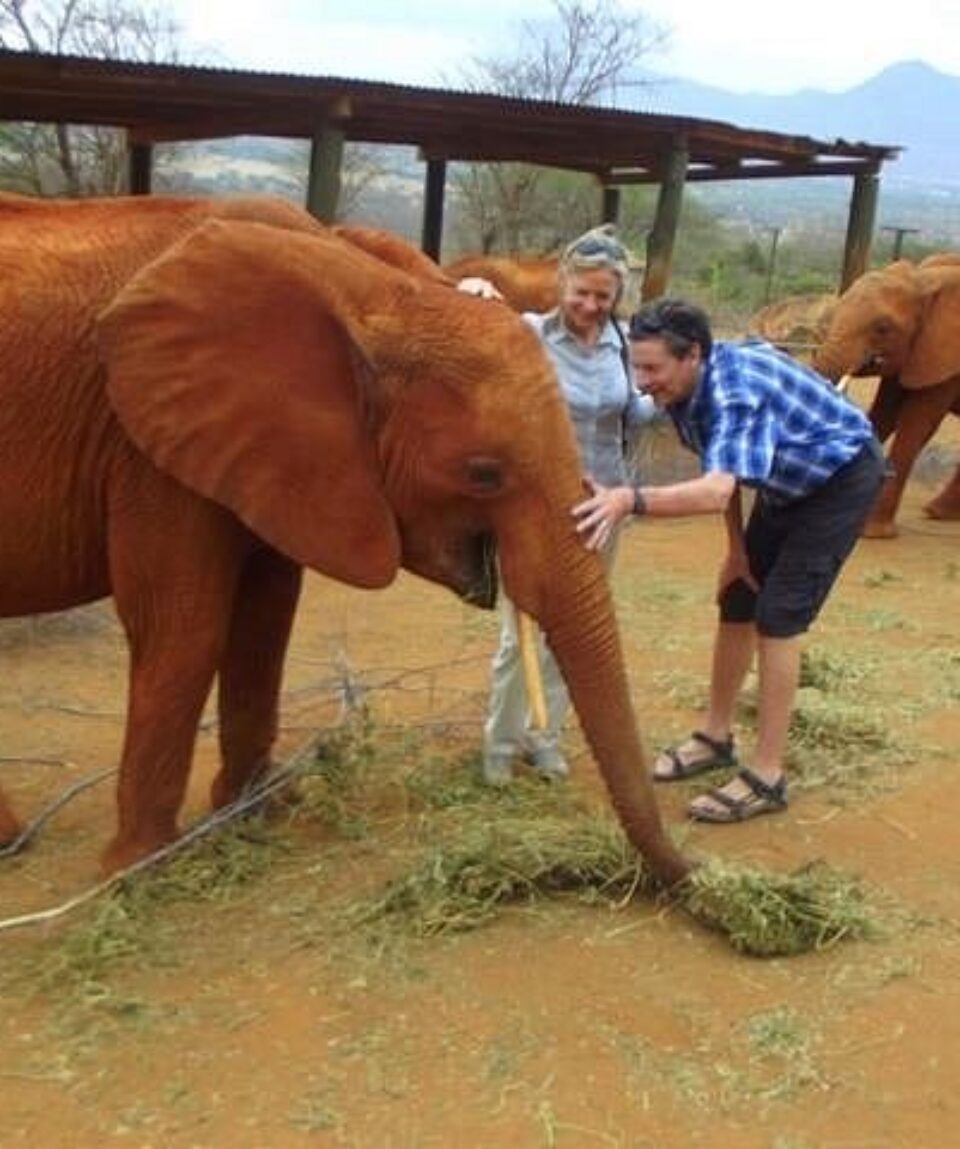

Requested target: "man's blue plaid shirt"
[{"left": 668, "top": 339, "right": 874, "bottom": 502}]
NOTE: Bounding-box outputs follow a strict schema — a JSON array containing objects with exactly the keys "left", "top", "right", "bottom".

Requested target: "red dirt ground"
[{"left": 1, "top": 402, "right": 958, "bottom": 1148}]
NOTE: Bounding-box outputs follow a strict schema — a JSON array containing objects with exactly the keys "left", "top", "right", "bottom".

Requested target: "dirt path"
[{"left": 1, "top": 419, "right": 959, "bottom": 1148}]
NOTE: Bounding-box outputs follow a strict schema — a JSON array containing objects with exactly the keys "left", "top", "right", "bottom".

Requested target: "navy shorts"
[{"left": 719, "top": 439, "right": 887, "bottom": 638}]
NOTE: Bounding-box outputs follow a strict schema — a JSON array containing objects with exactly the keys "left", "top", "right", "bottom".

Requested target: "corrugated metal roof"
[{"left": 0, "top": 50, "right": 900, "bottom": 183}]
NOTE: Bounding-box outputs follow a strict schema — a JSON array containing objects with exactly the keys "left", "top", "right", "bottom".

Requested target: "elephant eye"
[
  {"left": 872, "top": 318, "right": 894, "bottom": 338},
  {"left": 464, "top": 456, "right": 504, "bottom": 495}
]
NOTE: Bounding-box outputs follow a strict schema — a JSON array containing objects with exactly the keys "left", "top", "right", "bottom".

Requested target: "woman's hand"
[
  {"left": 572, "top": 478, "right": 635, "bottom": 550},
  {"left": 456, "top": 276, "right": 504, "bottom": 301}
]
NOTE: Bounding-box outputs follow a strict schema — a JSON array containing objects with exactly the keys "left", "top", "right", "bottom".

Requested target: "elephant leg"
[
  {"left": 864, "top": 384, "right": 960, "bottom": 538},
  {"left": 925, "top": 461, "right": 960, "bottom": 520},
  {"left": 866, "top": 376, "right": 904, "bottom": 444},
  {"left": 102, "top": 492, "right": 245, "bottom": 875},
  {"left": 211, "top": 549, "right": 303, "bottom": 809},
  {"left": 0, "top": 790, "right": 21, "bottom": 846}
]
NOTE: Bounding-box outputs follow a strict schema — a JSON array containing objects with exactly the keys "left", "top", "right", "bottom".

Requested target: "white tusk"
[
  {"left": 515, "top": 608, "right": 549, "bottom": 732},
  {"left": 837, "top": 373, "right": 853, "bottom": 395}
]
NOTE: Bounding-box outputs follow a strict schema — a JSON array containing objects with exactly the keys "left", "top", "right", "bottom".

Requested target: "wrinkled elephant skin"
[{"left": 443, "top": 254, "right": 561, "bottom": 313}]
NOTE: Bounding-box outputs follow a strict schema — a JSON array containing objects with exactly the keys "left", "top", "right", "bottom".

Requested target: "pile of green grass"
[
  {"left": 680, "top": 858, "right": 879, "bottom": 956},
  {"left": 355, "top": 811, "right": 881, "bottom": 957},
  {"left": 354, "top": 813, "right": 654, "bottom": 937}
]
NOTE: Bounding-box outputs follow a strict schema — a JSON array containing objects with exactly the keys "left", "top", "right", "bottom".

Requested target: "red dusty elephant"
[
  {"left": 443, "top": 254, "right": 561, "bottom": 313},
  {"left": 0, "top": 193, "right": 689, "bottom": 886},
  {"left": 814, "top": 256, "right": 960, "bottom": 537}
]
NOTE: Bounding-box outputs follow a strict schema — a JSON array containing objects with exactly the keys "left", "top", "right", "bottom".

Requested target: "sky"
[{"left": 170, "top": 0, "right": 960, "bottom": 96}]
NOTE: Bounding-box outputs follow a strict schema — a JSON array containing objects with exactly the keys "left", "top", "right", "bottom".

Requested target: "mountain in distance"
[{"left": 629, "top": 60, "right": 960, "bottom": 187}]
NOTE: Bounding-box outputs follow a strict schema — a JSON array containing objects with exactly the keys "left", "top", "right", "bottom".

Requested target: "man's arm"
[
  {"left": 573, "top": 471, "right": 736, "bottom": 550},
  {"left": 635, "top": 471, "right": 736, "bottom": 516}
]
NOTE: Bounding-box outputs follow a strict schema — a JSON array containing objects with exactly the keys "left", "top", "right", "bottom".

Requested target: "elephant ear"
[
  {"left": 97, "top": 219, "right": 410, "bottom": 588},
  {"left": 903, "top": 269, "right": 960, "bottom": 388},
  {"left": 331, "top": 224, "right": 454, "bottom": 285}
]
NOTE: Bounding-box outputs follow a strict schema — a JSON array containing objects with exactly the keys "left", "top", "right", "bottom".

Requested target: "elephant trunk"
[
  {"left": 515, "top": 544, "right": 692, "bottom": 890},
  {"left": 812, "top": 341, "right": 846, "bottom": 382}
]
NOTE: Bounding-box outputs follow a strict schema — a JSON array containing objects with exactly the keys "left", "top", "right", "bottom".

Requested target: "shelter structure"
[{"left": 0, "top": 50, "right": 901, "bottom": 296}]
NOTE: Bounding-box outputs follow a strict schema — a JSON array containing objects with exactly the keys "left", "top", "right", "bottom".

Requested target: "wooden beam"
[
  {"left": 306, "top": 124, "right": 344, "bottom": 223},
  {"left": 127, "top": 138, "right": 152, "bottom": 195},
  {"left": 610, "top": 159, "right": 883, "bottom": 185},
  {"left": 840, "top": 172, "right": 879, "bottom": 292},
  {"left": 641, "top": 138, "right": 688, "bottom": 302},
  {"left": 601, "top": 185, "right": 621, "bottom": 226},
  {"left": 421, "top": 157, "right": 446, "bottom": 261}
]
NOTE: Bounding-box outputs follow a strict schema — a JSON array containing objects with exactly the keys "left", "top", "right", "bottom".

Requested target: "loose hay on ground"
[
  {"left": 679, "top": 858, "right": 880, "bottom": 956},
  {"left": 353, "top": 813, "right": 656, "bottom": 937},
  {"left": 354, "top": 810, "right": 883, "bottom": 957}
]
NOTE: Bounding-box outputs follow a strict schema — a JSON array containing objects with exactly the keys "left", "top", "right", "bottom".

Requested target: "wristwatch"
[{"left": 633, "top": 487, "right": 648, "bottom": 516}]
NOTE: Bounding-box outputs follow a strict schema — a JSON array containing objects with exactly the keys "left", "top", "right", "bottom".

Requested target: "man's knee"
[{"left": 718, "top": 577, "right": 757, "bottom": 623}]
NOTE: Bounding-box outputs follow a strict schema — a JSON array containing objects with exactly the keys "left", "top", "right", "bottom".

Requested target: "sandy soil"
[{"left": 1, "top": 404, "right": 958, "bottom": 1149}]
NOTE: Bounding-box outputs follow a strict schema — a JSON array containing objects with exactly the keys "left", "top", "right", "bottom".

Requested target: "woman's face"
[{"left": 558, "top": 267, "right": 620, "bottom": 342}]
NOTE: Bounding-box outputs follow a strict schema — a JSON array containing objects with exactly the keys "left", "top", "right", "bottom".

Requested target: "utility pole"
[
  {"left": 763, "top": 226, "right": 782, "bottom": 304},
  {"left": 881, "top": 225, "right": 920, "bottom": 261}
]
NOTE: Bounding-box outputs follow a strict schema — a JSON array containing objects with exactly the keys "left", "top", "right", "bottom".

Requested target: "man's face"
[{"left": 630, "top": 336, "right": 702, "bottom": 407}]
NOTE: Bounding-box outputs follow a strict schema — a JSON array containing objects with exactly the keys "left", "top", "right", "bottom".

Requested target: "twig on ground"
[
  {"left": 0, "top": 733, "right": 325, "bottom": 934},
  {"left": 0, "top": 757, "right": 72, "bottom": 767},
  {"left": 0, "top": 767, "right": 116, "bottom": 860}
]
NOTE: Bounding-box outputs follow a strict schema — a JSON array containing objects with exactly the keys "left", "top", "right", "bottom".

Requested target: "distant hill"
[{"left": 631, "top": 60, "right": 960, "bottom": 187}]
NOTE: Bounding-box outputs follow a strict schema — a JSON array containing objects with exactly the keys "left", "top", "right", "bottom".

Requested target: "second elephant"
[{"left": 814, "top": 256, "right": 960, "bottom": 537}]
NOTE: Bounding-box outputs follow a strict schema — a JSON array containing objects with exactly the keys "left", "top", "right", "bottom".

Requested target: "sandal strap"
[
  {"left": 691, "top": 729, "right": 735, "bottom": 759},
  {"left": 737, "top": 767, "right": 787, "bottom": 805}
]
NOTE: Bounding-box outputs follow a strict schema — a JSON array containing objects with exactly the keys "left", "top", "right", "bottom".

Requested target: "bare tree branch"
[
  {"left": 0, "top": 0, "right": 187, "bottom": 195},
  {"left": 450, "top": 0, "right": 669, "bottom": 256}
]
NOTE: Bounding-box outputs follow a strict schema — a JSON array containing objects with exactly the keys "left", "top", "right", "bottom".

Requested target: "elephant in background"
[
  {"left": 0, "top": 193, "right": 689, "bottom": 887},
  {"left": 747, "top": 292, "right": 837, "bottom": 357},
  {"left": 443, "top": 254, "right": 561, "bottom": 312},
  {"left": 814, "top": 255, "right": 960, "bottom": 537}
]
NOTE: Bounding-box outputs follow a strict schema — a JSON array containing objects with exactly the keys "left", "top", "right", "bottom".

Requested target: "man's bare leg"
[
  {"left": 653, "top": 621, "right": 755, "bottom": 776},
  {"left": 690, "top": 632, "right": 798, "bottom": 816}
]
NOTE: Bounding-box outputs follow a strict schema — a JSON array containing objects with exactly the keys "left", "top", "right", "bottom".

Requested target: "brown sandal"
[
  {"left": 688, "top": 768, "right": 788, "bottom": 823},
  {"left": 653, "top": 730, "right": 737, "bottom": 782}
]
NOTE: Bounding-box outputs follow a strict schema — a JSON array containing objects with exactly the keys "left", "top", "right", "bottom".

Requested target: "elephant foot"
[
  {"left": 861, "top": 517, "right": 899, "bottom": 539},
  {"left": 100, "top": 826, "right": 179, "bottom": 877},
  {"left": 0, "top": 797, "right": 23, "bottom": 849},
  {"left": 923, "top": 499, "right": 960, "bottom": 521},
  {"left": 210, "top": 765, "right": 303, "bottom": 818}
]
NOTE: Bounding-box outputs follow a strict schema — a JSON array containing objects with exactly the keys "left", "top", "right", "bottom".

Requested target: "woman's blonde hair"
[{"left": 560, "top": 224, "right": 630, "bottom": 287}]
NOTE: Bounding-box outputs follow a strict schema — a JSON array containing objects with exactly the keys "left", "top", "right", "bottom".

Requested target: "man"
[{"left": 573, "top": 298, "right": 885, "bottom": 822}]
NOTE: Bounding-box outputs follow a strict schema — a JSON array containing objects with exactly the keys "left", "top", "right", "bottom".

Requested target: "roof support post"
[
  {"left": 306, "top": 124, "right": 345, "bottom": 223},
  {"left": 127, "top": 139, "right": 153, "bottom": 195},
  {"left": 840, "top": 172, "right": 879, "bottom": 292},
  {"left": 602, "top": 185, "right": 621, "bottom": 226},
  {"left": 421, "top": 157, "right": 447, "bottom": 261},
  {"left": 642, "top": 137, "right": 688, "bottom": 301}
]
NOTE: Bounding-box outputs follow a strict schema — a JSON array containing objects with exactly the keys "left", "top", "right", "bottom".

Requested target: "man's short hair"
[{"left": 628, "top": 298, "right": 713, "bottom": 359}]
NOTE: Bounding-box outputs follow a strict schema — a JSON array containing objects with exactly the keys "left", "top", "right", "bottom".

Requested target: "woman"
[{"left": 480, "top": 225, "right": 657, "bottom": 784}]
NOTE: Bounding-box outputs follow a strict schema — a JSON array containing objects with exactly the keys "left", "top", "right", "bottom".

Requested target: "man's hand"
[{"left": 573, "top": 478, "right": 635, "bottom": 550}]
